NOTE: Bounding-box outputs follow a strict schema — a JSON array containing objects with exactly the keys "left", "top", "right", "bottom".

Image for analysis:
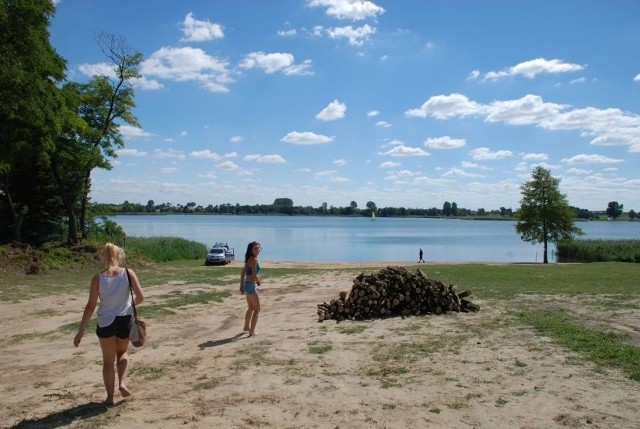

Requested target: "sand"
[{"left": 1, "top": 261, "right": 639, "bottom": 428}]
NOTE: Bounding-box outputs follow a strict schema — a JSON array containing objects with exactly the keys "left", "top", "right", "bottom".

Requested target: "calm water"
[{"left": 109, "top": 215, "right": 640, "bottom": 263}]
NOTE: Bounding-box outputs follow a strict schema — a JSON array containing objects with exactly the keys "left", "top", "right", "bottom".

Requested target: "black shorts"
[{"left": 96, "top": 315, "right": 132, "bottom": 339}]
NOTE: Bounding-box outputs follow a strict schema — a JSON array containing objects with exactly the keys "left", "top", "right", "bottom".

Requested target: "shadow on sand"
[
  {"left": 11, "top": 400, "right": 120, "bottom": 428},
  {"left": 198, "top": 332, "right": 247, "bottom": 349}
]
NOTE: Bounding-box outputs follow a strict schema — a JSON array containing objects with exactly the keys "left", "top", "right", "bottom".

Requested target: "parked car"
[{"left": 205, "top": 243, "right": 235, "bottom": 265}]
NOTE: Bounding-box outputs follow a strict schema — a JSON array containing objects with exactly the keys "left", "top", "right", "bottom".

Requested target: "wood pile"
[{"left": 317, "top": 266, "right": 479, "bottom": 322}]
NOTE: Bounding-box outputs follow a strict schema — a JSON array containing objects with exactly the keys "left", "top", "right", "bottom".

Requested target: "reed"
[
  {"left": 124, "top": 237, "right": 207, "bottom": 262},
  {"left": 556, "top": 239, "right": 640, "bottom": 263}
]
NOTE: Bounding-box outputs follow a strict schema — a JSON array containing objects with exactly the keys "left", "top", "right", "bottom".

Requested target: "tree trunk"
[
  {"left": 543, "top": 239, "right": 548, "bottom": 264},
  {"left": 51, "top": 157, "right": 78, "bottom": 245},
  {"left": 80, "top": 169, "right": 91, "bottom": 240},
  {"left": 2, "top": 176, "right": 20, "bottom": 242}
]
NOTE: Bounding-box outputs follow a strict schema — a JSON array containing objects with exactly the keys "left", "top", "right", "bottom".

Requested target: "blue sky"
[{"left": 50, "top": 0, "right": 640, "bottom": 211}]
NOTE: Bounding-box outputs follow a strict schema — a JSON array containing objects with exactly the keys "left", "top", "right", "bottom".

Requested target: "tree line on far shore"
[{"left": 91, "top": 198, "right": 633, "bottom": 221}]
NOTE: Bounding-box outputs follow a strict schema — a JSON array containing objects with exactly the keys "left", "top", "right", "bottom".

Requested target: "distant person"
[
  {"left": 240, "top": 241, "right": 262, "bottom": 337},
  {"left": 73, "top": 243, "right": 144, "bottom": 405},
  {"left": 419, "top": 248, "right": 425, "bottom": 263}
]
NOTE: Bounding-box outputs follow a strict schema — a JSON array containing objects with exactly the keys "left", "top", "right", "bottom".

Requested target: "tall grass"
[
  {"left": 124, "top": 237, "right": 207, "bottom": 262},
  {"left": 556, "top": 239, "right": 640, "bottom": 263}
]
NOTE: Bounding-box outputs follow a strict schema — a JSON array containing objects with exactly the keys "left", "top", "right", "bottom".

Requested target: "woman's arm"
[
  {"left": 73, "top": 275, "right": 99, "bottom": 347},
  {"left": 127, "top": 269, "right": 144, "bottom": 305},
  {"left": 248, "top": 258, "right": 261, "bottom": 285}
]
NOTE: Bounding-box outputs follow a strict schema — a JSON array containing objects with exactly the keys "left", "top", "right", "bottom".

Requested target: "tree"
[
  {"left": 606, "top": 201, "right": 623, "bottom": 220},
  {"left": 629, "top": 209, "right": 637, "bottom": 220},
  {"left": 0, "top": 0, "right": 66, "bottom": 243},
  {"left": 366, "top": 201, "right": 377, "bottom": 216},
  {"left": 515, "top": 166, "right": 583, "bottom": 263},
  {"left": 442, "top": 201, "right": 452, "bottom": 216},
  {"left": 76, "top": 32, "right": 142, "bottom": 240},
  {"left": 451, "top": 202, "right": 458, "bottom": 216}
]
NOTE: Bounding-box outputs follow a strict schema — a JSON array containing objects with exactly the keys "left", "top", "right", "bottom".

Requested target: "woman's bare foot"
[
  {"left": 104, "top": 397, "right": 115, "bottom": 406},
  {"left": 243, "top": 326, "right": 250, "bottom": 332},
  {"left": 119, "top": 385, "right": 131, "bottom": 397},
  {"left": 248, "top": 331, "right": 256, "bottom": 337}
]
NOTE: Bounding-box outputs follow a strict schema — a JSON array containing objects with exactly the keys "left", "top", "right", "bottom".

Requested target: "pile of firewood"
[{"left": 317, "top": 266, "right": 479, "bottom": 322}]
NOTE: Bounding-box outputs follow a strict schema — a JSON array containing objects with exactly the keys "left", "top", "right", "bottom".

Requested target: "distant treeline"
[{"left": 91, "top": 198, "right": 604, "bottom": 220}]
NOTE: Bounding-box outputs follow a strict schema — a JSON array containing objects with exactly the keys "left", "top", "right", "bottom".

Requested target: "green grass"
[
  {"left": 557, "top": 239, "right": 640, "bottom": 263},
  {"left": 515, "top": 310, "right": 640, "bottom": 381},
  {"left": 124, "top": 237, "right": 207, "bottom": 262}
]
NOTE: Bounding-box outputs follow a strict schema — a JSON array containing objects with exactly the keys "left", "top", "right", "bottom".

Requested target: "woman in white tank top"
[{"left": 73, "top": 243, "right": 144, "bottom": 405}]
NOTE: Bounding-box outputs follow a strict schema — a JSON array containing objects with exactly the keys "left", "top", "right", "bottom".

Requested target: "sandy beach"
[{"left": 1, "top": 261, "right": 639, "bottom": 428}]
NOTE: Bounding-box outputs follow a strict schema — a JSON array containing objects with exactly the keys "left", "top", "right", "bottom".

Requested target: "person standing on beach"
[
  {"left": 73, "top": 243, "right": 144, "bottom": 405},
  {"left": 419, "top": 248, "right": 425, "bottom": 263},
  {"left": 240, "top": 241, "right": 262, "bottom": 337}
]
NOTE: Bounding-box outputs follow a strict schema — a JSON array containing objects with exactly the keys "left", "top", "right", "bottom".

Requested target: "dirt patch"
[{"left": 2, "top": 266, "right": 639, "bottom": 428}]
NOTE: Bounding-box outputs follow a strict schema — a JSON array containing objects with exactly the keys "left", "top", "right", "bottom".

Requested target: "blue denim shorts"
[
  {"left": 244, "top": 281, "right": 257, "bottom": 295},
  {"left": 96, "top": 315, "right": 132, "bottom": 339}
]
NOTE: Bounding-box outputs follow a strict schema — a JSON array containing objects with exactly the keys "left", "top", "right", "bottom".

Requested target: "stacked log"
[{"left": 317, "top": 266, "right": 479, "bottom": 322}]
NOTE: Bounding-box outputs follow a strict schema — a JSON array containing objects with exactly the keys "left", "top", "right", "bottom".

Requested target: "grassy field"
[{"left": 1, "top": 241, "right": 638, "bottom": 382}]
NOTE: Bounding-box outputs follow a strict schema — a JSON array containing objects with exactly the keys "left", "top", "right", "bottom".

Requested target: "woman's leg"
[
  {"left": 247, "top": 294, "right": 261, "bottom": 336},
  {"left": 244, "top": 296, "right": 252, "bottom": 331},
  {"left": 115, "top": 337, "right": 131, "bottom": 397},
  {"left": 98, "top": 336, "right": 117, "bottom": 404}
]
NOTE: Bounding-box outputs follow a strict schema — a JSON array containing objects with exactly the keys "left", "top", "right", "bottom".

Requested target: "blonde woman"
[
  {"left": 240, "top": 241, "right": 261, "bottom": 336},
  {"left": 73, "top": 243, "right": 144, "bottom": 405}
]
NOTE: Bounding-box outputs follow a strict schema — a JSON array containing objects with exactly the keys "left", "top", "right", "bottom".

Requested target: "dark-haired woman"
[{"left": 240, "top": 241, "right": 262, "bottom": 336}]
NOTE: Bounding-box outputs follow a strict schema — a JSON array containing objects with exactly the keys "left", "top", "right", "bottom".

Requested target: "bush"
[{"left": 557, "top": 239, "right": 640, "bottom": 263}]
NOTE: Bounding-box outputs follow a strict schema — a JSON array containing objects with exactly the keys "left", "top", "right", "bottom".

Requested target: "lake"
[{"left": 109, "top": 215, "right": 639, "bottom": 263}]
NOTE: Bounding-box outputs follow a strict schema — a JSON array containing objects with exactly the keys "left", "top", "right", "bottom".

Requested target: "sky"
[{"left": 49, "top": 0, "right": 640, "bottom": 212}]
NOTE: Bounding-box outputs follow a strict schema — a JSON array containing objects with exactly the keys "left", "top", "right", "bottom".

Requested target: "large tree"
[
  {"left": 606, "top": 201, "right": 623, "bottom": 220},
  {"left": 515, "top": 166, "right": 583, "bottom": 263},
  {"left": 0, "top": 0, "right": 66, "bottom": 243},
  {"left": 75, "top": 32, "right": 142, "bottom": 240}
]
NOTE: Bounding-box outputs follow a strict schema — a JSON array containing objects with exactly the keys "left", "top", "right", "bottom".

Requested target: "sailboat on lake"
[{"left": 371, "top": 211, "right": 376, "bottom": 221}]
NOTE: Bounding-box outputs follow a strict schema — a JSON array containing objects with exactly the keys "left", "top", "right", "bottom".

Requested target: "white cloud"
[
  {"left": 634, "top": 73, "right": 640, "bottom": 82},
  {"left": 467, "top": 70, "right": 480, "bottom": 80},
  {"left": 367, "top": 110, "right": 379, "bottom": 117},
  {"left": 281, "top": 131, "right": 334, "bottom": 145},
  {"left": 483, "top": 58, "right": 585, "bottom": 80},
  {"left": 315, "top": 169, "right": 349, "bottom": 183},
  {"left": 442, "top": 168, "right": 483, "bottom": 178},
  {"left": 380, "top": 161, "right": 400, "bottom": 168},
  {"left": 316, "top": 99, "right": 347, "bottom": 121},
  {"left": 407, "top": 93, "right": 640, "bottom": 153},
  {"left": 375, "top": 121, "right": 391, "bottom": 128},
  {"left": 141, "top": 46, "right": 232, "bottom": 93},
  {"left": 566, "top": 167, "right": 593, "bottom": 175},
  {"left": 469, "top": 147, "right": 513, "bottom": 160},
  {"left": 78, "top": 62, "right": 115, "bottom": 78},
  {"left": 216, "top": 160, "right": 239, "bottom": 170},
  {"left": 181, "top": 12, "right": 224, "bottom": 42},
  {"left": 240, "top": 52, "right": 292, "bottom": 73},
  {"left": 119, "top": 125, "right": 154, "bottom": 138},
  {"left": 522, "top": 152, "right": 548, "bottom": 161},
  {"left": 154, "top": 149, "right": 186, "bottom": 159},
  {"left": 561, "top": 154, "right": 624, "bottom": 164},
  {"left": 244, "top": 154, "right": 286, "bottom": 163},
  {"left": 117, "top": 149, "right": 147, "bottom": 157},
  {"left": 326, "top": 25, "right": 376, "bottom": 46},
  {"left": 161, "top": 167, "right": 177, "bottom": 174},
  {"left": 462, "top": 161, "right": 492, "bottom": 170},
  {"left": 405, "top": 93, "right": 483, "bottom": 119},
  {"left": 277, "top": 29, "right": 297, "bottom": 37},
  {"left": 333, "top": 159, "right": 347, "bottom": 166},
  {"left": 190, "top": 150, "right": 221, "bottom": 160},
  {"left": 425, "top": 136, "right": 466, "bottom": 149},
  {"left": 381, "top": 145, "right": 430, "bottom": 157},
  {"left": 230, "top": 136, "right": 244, "bottom": 143},
  {"left": 307, "top": 0, "right": 385, "bottom": 20}
]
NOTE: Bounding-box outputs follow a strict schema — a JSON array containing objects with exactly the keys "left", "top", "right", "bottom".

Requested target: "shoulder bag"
[{"left": 125, "top": 268, "right": 147, "bottom": 347}]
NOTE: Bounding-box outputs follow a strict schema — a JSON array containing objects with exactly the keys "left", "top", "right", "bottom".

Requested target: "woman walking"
[
  {"left": 73, "top": 243, "right": 144, "bottom": 405},
  {"left": 240, "top": 241, "right": 262, "bottom": 337}
]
